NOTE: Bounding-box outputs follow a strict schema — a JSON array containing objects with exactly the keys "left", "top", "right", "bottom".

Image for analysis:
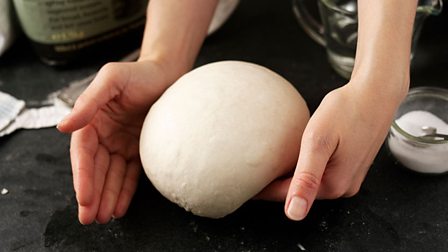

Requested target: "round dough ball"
[{"left": 140, "top": 61, "right": 309, "bottom": 218}]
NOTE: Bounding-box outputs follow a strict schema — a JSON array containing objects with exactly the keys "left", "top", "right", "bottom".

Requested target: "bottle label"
[{"left": 13, "top": 0, "right": 147, "bottom": 45}]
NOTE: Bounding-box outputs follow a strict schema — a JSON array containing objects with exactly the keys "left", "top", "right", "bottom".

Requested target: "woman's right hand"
[
  {"left": 58, "top": 0, "right": 220, "bottom": 225},
  {"left": 57, "top": 60, "right": 172, "bottom": 224}
]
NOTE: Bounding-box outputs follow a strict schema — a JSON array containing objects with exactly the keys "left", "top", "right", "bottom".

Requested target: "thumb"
[
  {"left": 285, "top": 131, "right": 337, "bottom": 221},
  {"left": 57, "top": 63, "right": 129, "bottom": 133}
]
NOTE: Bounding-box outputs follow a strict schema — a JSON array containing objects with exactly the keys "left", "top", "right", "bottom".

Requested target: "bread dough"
[{"left": 140, "top": 61, "right": 309, "bottom": 218}]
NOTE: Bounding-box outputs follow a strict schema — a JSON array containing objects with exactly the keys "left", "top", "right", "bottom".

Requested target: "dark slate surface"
[{"left": 1, "top": 0, "right": 447, "bottom": 251}]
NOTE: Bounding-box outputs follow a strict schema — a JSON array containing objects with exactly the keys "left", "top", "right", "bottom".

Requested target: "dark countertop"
[{"left": 1, "top": 1, "right": 448, "bottom": 251}]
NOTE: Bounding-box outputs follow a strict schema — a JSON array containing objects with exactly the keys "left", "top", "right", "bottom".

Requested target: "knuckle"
[
  {"left": 103, "top": 186, "right": 120, "bottom": 198},
  {"left": 73, "top": 84, "right": 102, "bottom": 111},
  {"left": 303, "top": 131, "right": 334, "bottom": 155},
  {"left": 100, "top": 62, "right": 120, "bottom": 76},
  {"left": 321, "top": 180, "right": 347, "bottom": 199},
  {"left": 344, "top": 185, "right": 361, "bottom": 198},
  {"left": 293, "top": 171, "right": 321, "bottom": 192},
  {"left": 97, "top": 63, "right": 130, "bottom": 95},
  {"left": 98, "top": 63, "right": 125, "bottom": 85},
  {"left": 73, "top": 90, "right": 88, "bottom": 106},
  {"left": 327, "top": 187, "right": 346, "bottom": 199}
]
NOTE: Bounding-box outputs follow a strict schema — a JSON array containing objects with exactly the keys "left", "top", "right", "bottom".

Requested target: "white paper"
[
  {"left": 0, "top": 93, "right": 71, "bottom": 137},
  {"left": 0, "top": 91, "right": 25, "bottom": 131}
]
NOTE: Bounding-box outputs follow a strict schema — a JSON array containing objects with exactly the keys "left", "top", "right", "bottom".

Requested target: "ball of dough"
[{"left": 140, "top": 61, "right": 309, "bottom": 218}]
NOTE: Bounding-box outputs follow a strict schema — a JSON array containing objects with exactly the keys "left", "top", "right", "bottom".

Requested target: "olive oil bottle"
[{"left": 13, "top": 0, "right": 148, "bottom": 65}]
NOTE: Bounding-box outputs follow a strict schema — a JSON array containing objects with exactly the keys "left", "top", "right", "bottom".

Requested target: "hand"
[
  {"left": 257, "top": 82, "right": 405, "bottom": 220},
  {"left": 58, "top": 60, "right": 172, "bottom": 224}
]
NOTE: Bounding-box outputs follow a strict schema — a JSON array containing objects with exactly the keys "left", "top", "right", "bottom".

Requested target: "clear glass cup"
[
  {"left": 387, "top": 87, "right": 448, "bottom": 174},
  {"left": 292, "top": 0, "right": 443, "bottom": 79}
]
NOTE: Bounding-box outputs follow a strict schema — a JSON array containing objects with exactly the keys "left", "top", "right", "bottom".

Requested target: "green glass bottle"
[{"left": 13, "top": 0, "right": 148, "bottom": 65}]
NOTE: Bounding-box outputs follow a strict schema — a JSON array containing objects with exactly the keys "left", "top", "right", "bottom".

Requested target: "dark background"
[{"left": 1, "top": 0, "right": 447, "bottom": 251}]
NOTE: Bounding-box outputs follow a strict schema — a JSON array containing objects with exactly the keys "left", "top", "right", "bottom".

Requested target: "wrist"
[
  {"left": 137, "top": 0, "right": 218, "bottom": 87},
  {"left": 138, "top": 53, "right": 191, "bottom": 85},
  {"left": 350, "top": 0, "right": 417, "bottom": 104},
  {"left": 136, "top": 56, "right": 184, "bottom": 90},
  {"left": 347, "top": 71, "right": 410, "bottom": 107},
  {"left": 351, "top": 50, "right": 411, "bottom": 94}
]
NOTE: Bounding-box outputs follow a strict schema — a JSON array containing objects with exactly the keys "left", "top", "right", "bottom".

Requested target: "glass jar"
[{"left": 387, "top": 87, "right": 448, "bottom": 174}]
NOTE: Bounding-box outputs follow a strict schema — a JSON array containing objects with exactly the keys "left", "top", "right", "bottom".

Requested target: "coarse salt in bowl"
[{"left": 387, "top": 86, "right": 448, "bottom": 174}]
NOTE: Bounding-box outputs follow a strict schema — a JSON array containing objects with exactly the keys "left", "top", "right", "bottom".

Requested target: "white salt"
[
  {"left": 388, "top": 110, "right": 448, "bottom": 174},
  {"left": 1, "top": 188, "right": 8, "bottom": 195},
  {"left": 395, "top": 110, "right": 448, "bottom": 137},
  {"left": 297, "top": 243, "right": 306, "bottom": 251}
]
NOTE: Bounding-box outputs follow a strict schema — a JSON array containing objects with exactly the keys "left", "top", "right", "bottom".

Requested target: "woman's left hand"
[{"left": 257, "top": 81, "right": 406, "bottom": 220}]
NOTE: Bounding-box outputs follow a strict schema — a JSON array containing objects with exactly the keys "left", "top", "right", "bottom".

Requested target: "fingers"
[
  {"left": 285, "top": 131, "right": 337, "bottom": 221},
  {"left": 78, "top": 143, "right": 110, "bottom": 225},
  {"left": 70, "top": 125, "right": 98, "bottom": 206},
  {"left": 316, "top": 164, "right": 363, "bottom": 199},
  {"left": 96, "top": 155, "right": 127, "bottom": 224},
  {"left": 254, "top": 178, "right": 291, "bottom": 202},
  {"left": 113, "top": 160, "right": 141, "bottom": 219},
  {"left": 57, "top": 63, "right": 130, "bottom": 133},
  {"left": 75, "top": 149, "right": 141, "bottom": 225}
]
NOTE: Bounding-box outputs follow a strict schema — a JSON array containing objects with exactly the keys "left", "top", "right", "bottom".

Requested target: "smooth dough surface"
[{"left": 140, "top": 61, "right": 309, "bottom": 218}]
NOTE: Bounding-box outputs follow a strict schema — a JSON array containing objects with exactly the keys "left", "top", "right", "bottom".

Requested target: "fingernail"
[
  {"left": 287, "top": 196, "right": 307, "bottom": 221},
  {"left": 59, "top": 111, "right": 72, "bottom": 125},
  {"left": 56, "top": 118, "right": 66, "bottom": 130}
]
